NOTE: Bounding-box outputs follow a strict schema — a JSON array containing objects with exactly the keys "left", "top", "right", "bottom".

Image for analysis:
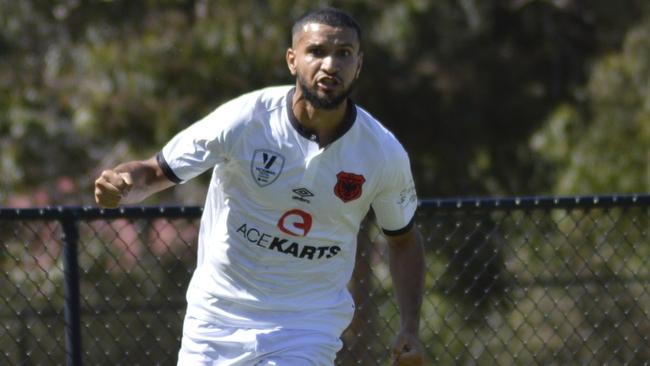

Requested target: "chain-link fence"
[{"left": 1, "top": 195, "right": 649, "bottom": 365}]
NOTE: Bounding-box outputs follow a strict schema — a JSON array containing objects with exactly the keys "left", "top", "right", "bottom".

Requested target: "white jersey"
[{"left": 159, "top": 85, "right": 418, "bottom": 337}]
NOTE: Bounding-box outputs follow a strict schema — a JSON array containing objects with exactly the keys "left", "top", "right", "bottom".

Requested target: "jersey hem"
[{"left": 184, "top": 303, "right": 352, "bottom": 338}]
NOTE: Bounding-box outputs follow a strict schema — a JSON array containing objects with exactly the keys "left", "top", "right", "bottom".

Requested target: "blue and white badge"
[{"left": 251, "top": 149, "right": 285, "bottom": 187}]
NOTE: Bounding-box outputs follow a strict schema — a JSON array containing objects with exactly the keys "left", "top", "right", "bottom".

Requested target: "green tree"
[
  {"left": 2, "top": 0, "right": 649, "bottom": 205},
  {"left": 531, "top": 15, "right": 650, "bottom": 194},
  {"left": 2, "top": 1, "right": 650, "bottom": 362}
]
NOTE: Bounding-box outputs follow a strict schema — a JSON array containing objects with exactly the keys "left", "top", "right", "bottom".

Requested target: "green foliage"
[
  {"left": 2, "top": 1, "right": 650, "bottom": 363},
  {"left": 2, "top": 0, "right": 649, "bottom": 204},
  {"left": 532, "top": 15, "right": 650, "bottom": 194}
]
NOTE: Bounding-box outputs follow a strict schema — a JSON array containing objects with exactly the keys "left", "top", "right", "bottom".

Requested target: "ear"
[{"left": 286, "top": 48, "right": 297, "bottom": 76}]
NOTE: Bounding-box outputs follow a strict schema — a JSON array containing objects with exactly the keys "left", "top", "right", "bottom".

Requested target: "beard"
[{"left": 297, "top": 75, "right": 355, "bottom": 110}]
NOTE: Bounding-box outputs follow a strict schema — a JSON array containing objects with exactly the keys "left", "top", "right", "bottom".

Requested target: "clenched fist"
[
  {"left": 94, "top": 170, "right": 134, "bottom": 208},
  {"left": 391, "top": 331, "right": 426, "bottom": 366}
]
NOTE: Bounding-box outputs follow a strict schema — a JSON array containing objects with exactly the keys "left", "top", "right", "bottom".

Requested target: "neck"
[{"left": 292, "top": 86, "right": 348, "bottom": 146}]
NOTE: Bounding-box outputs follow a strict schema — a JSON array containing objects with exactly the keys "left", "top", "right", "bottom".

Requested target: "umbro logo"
[{"left": 292, "top": 187, "right": 314, "bottom": 203}]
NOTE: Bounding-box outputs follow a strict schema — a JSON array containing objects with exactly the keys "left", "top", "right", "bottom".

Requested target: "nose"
[{"left": 321, "top": 55, "right": 339, "bottom": 73}]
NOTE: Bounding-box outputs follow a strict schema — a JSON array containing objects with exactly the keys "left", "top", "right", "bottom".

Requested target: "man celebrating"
[{"left": 95, "top": 7, "right": 425, "bottom": 366}]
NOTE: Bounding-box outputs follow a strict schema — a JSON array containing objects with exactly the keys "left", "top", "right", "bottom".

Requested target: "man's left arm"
[{"left": 386, "top": 224, "right": 426, "bottom": 365}]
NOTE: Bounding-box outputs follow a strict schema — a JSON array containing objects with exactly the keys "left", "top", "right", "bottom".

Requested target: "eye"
[
  {"left": 307, "top": 47, "right": 325, "bottom": 57},
  {"left": 337, "top": 49, "right": 352, "bottom": 57}
]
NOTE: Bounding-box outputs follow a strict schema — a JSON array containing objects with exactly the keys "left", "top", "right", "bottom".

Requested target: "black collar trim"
[{"left": 286, "top": 87, "right": 357, "bottom": 144}]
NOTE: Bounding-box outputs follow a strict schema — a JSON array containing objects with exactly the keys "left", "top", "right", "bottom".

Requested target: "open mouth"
[{"left": 317, "top": 76, "right": 340, "bottom": 91}]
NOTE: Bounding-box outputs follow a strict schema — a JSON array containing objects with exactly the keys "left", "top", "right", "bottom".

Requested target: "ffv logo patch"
[{"left": 251, "top": 149, "right": 285, "bottom": 187}]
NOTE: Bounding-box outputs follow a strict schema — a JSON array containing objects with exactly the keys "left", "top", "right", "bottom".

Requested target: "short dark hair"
[{"left": 291, "top": 7, "right": 362, "bottom": 44}]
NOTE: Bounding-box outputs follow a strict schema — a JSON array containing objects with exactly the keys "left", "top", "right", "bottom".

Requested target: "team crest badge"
[
  {"left": 334, "top": 171, "right": 366, "bottom": 202},
  {"left": 251, "top": 149, "right": 285, "bottom": 187}
]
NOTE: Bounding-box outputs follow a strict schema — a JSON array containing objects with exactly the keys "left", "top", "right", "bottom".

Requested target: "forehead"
[{"left": 293, "top": 23, "right": 359, "bottom": 48}]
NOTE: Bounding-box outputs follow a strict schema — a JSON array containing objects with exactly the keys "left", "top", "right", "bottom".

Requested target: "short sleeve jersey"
[{"left": 160, "top": 86, "right": 418, "bottom": 337}]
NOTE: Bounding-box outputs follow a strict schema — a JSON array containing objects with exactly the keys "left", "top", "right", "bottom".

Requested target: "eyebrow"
[{"left": 306, "top": 41, "right": 356, "bottom": 49}]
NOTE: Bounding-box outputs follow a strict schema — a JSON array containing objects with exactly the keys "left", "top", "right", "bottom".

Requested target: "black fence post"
[{"left": 60, "top": 208, "right": 82, "bottom": 366}]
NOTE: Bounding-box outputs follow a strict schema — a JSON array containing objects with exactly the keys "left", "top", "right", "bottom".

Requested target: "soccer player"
[{"left": 94, "top": 7, "right": 425, "bottom": 366}]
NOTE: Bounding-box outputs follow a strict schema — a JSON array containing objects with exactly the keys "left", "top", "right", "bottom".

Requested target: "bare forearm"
[
  {"left": 95, "top": 156, "right": 174, "bottom": 208},
  {"left": 389, "top": 229, "right": 425, "bottom": 333},
  {"left": 112, "top": 160, "right": 172, "bottom": 203}
]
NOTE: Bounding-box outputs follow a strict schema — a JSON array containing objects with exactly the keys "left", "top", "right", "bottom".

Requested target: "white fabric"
[
  {"left": 178, "top": 315, "right": 340, "bottom": 365},
  {"left": 161, "top": 85, "right": 418, "bottom": 339}
]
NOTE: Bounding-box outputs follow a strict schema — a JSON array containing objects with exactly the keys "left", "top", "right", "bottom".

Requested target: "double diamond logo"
[{"left": 292, "top": 187, "right": 314, "bottom": 203}]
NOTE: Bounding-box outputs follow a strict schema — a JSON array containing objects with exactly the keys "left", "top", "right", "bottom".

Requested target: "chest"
[{"left": 226, "top": 128, "right": 380, "bottom": 224}]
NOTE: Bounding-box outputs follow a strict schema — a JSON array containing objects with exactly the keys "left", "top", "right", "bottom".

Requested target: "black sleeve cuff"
[
  {"left": 156, "top": 152, "right": 182, "bottom": 184},
  {"left": 382, "top": 215, "right": 415, "bottom": 236}
]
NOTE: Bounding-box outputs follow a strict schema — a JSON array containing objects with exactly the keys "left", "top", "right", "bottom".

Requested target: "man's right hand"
[{"left": 94, "top": 170, "right": 134, "bottom": 208}]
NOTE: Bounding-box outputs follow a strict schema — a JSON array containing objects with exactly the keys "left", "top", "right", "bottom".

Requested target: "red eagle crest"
[{"left": 334, "top": 171, "right": 366, "bottom": 203}]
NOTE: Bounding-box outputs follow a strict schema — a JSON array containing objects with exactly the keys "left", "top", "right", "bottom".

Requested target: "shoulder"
[
  {"left": 198, "top": 85, "right": 292, "bottom": 128},
  {"left": 236, "top": 85, "right": 293, "bottom": 112},
  {"left": 211, "top": 85, "right": 292, "bottom": 113},
  {"left": 354, "top": 105, "right": 410, "bottom": 164}
]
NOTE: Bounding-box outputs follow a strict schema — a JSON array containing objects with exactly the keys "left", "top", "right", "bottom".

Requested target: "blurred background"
[
  {"left": 2, "top": 0, "right": 648, "bottom": 207},
  {"left": 1, "top": 2, "right": 649, "bottom": 365}
]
